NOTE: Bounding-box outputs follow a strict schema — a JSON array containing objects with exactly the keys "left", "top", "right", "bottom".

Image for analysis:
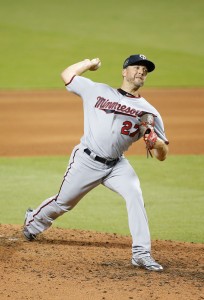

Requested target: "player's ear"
[{"left": 122, "top": 68, "right": 126, "bottom": 77}]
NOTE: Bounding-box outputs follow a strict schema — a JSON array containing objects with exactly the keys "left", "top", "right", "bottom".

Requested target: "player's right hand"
[{"left": 89, "top": 58, "right": 101, "bottom": 71}]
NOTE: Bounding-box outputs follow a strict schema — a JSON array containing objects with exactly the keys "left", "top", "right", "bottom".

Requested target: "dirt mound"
[{"left": 0, "top": 224, "right": 203, "bottom": 300}]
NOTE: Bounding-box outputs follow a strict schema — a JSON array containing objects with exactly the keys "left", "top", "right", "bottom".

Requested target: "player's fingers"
[{"left": 91, "top": 58, "right": 100, "bottom": 65}]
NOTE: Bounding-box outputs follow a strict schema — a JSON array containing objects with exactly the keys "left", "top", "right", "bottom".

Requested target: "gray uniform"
[{"left": 25, "top": 75, "right": 168, "bottom": 258}]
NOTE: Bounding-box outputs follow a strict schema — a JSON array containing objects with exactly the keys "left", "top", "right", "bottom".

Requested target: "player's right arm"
[{"left": 61, "top": 58, "right": 101, "bottom": 85}]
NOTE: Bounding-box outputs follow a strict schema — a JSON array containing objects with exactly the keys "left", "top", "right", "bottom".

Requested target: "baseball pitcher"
[{"left": 23, "top": 54, "right": 169, "bottom": 271}]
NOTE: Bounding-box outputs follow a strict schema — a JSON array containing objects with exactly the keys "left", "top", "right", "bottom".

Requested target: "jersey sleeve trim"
[{"left": 65, "top": 75, "right": 76, "bottom": 86}]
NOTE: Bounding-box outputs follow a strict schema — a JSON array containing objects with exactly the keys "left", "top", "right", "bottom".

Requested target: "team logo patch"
[{"left": 139, "top": 54, "right": 146, "bottom": 60}]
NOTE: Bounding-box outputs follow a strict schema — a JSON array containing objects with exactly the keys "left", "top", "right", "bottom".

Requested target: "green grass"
[
  {"left": 0, "top": 0, "right": 204, "bottom": 89},
  {"left": 0, "top": 155, "right": 203, "bottom": 243}
]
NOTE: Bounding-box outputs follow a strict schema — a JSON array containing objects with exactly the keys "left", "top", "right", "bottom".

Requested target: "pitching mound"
[{"left": 0, "top": 224, "right": 203, "bottom": 300}]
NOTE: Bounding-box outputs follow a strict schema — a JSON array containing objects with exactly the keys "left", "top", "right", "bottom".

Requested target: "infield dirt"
[
  {"left": 0, "top": 88, "right": 204, "bottom": 156},
  {"left": 0, "top": 89, "right": 203, "bottom": 300}
]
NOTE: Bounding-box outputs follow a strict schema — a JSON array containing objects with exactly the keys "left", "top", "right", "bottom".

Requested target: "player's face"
[{"left": 122, "top": 65, "right": 148, "bottom": 88}]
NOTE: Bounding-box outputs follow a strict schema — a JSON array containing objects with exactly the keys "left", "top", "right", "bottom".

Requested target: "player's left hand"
[{"left": 144, "top": 128, "right": 158, "bottom": 150}]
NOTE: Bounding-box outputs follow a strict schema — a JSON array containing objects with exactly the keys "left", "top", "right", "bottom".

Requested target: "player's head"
[
  {"left": 123, "top": 54, "right": 155, "bottom": 72},
  {"left": 121, "top": 54, "right": 155, "bottom": 90}
]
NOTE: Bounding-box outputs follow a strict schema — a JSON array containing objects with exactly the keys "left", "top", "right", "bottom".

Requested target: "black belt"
[{"left": 84, "top": 148, "right": 119, "bottom": 167}]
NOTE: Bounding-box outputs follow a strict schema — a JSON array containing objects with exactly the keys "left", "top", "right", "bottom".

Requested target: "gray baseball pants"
[{"left": 25, "top": 144, "right": 151, "bottom": 258}]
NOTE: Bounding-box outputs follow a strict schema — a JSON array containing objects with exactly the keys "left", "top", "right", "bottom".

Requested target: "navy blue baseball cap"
[{"left": 123, "top": 54, "right": 155, "bottom": 72}]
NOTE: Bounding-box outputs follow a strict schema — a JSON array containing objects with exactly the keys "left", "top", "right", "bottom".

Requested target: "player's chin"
[{"left": 135, "top": 80, "right": 144, "bottom": 88}]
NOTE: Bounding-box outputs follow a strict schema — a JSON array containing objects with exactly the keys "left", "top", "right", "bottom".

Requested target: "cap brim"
[{"left": 129, "top": 60, "right": 155, "bottom": 72}]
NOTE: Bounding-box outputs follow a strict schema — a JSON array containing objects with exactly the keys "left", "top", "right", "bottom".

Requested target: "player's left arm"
[
  {"left": 152, "top": 113, "right": 169, "bottom": 161},
  {"left": 140, "top": 113, "right": 169, "bottom": 161},
  {"left": 152, "top": 138, "right": 169, "bottom": 161}
]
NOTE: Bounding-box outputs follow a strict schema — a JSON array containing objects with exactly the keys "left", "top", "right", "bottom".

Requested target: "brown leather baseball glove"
[{"left": 139, "top": 113, "right": 158, "bottom": 158}]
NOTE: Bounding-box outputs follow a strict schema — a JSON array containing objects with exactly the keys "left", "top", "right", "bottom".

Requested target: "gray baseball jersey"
[{"left": 66, "top": 76, "right": 168, "bottom": 159}]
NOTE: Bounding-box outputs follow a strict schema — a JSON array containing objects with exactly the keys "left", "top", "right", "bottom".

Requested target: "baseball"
[{"left": 90, "top": 58, "right": 101, "bottom": 71}]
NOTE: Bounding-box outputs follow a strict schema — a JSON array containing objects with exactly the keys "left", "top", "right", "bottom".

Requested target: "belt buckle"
[{"left": 90, "top": 152, "right": 97, "bottom": 160}]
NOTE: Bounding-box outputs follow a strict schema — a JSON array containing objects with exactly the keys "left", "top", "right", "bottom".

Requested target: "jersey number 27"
[{"left": 121, "top": 121, "right": 139, "bottom": 137}]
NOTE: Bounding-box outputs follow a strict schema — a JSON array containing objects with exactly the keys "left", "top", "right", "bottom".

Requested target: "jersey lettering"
[{"left": 95, "top": 96, "right": 141, "bottom": 117}]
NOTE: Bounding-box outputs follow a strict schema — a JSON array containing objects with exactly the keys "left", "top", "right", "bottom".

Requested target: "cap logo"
[{"left": 139, "top": 54, "right": 146, "bottom": 60}]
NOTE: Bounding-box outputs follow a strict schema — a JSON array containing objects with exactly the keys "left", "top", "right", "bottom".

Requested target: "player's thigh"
[
  {"left": 56, "top": 146, "right": 108, "bottom": 207},
  {"left": 102, "top": 158, "right": 142, "bottom": 199}
]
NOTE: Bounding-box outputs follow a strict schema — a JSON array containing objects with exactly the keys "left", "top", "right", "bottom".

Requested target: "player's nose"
[{"left": 138, "top": 67, "right": 144, "bottom": 75}]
